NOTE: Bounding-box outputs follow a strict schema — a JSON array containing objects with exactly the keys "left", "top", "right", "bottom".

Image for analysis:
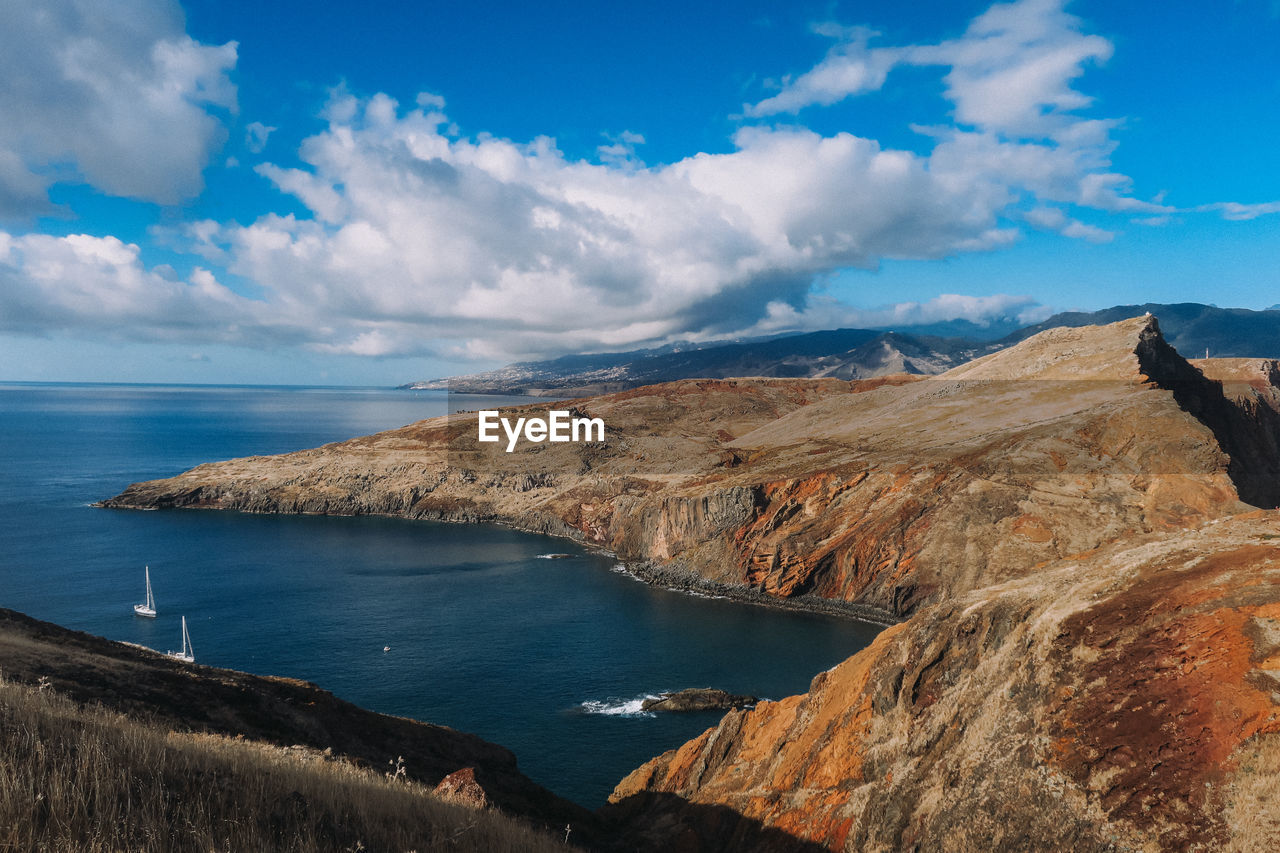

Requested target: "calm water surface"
[{"left": 0, "top": 383, "right": 881, "bottom": 806}]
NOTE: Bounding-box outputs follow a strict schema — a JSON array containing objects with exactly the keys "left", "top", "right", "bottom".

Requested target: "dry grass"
[
  {"left": 1224, "top": 732, "right": 1280, "bottom": 852},
  {"left": 0, "top": 674, "right": 574, "bottom": 852}
]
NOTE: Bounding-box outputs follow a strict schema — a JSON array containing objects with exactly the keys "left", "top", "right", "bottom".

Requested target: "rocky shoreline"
[
  {"left": 616, "top": 555, "right": 900, "bottom": 626},
  {"left": 418, "top": 509, "right": 902, "bottom": 625},
  {"left": 479, "top": 508, "right": 902, "bottom": 625}
]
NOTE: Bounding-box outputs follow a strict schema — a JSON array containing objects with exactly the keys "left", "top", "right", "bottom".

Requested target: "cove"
[{"left": 0, "top": 383, "right": 882, "bottom": 806}]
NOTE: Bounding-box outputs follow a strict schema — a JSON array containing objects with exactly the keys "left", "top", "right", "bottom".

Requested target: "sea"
[{"left": 0, "top": 382, "right": 882, "bottom": 807}]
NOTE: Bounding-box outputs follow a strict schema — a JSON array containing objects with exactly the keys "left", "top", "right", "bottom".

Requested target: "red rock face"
[
  {"left": 1049, "top": 542, "right": 1280, "bottom": 848},
  {"left": 434, "top": 767, "right": 490, "bottom": 809}
]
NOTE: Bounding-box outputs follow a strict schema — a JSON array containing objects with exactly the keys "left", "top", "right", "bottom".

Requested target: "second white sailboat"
[{"left": 167, "top": 615, "right": 194, "bottom": 663}]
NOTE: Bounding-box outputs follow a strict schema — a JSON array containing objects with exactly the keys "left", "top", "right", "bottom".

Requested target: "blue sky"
[{"left": 1, "top": 0, "right": 1277, "bottom": 385}]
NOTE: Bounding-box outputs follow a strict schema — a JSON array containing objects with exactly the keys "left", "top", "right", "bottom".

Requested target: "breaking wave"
[
  {"left": 609, "top": 563, "right": 646, "bottom": 582},
  {"left": 665, "top": 586, "right": 729, "bottom": 600},
  {"left": 610, "top": 563, "right": 728, "bottom": 599},
  {"left": 578, "top": 694, "right": 664, "bottom": 717}
]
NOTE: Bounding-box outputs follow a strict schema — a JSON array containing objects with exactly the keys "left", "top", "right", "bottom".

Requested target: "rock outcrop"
[
  {"left": 101, "top": 317, "right": 1280, "bottom": 621},
  {"left": 434, "top": 767, "right": 491, "bottom": 809},
  {"left": 641, "top": 689, "right": 758, "bottom": 712}
]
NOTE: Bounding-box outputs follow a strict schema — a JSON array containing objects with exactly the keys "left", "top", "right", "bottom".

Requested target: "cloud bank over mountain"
[{"left": 1, "top": 0, "right": 1276, "bottom": 368}]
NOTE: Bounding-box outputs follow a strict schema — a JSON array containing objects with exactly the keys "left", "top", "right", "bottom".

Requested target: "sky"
[{"left": 1, "top": 0, "right": 1278, "bottom": 386}]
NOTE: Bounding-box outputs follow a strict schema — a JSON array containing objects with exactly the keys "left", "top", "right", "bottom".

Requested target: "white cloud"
[
  {"left": 746, "top": 0, "right": 1112, "bottom": 141},
  {"left": 596, "top": 130, "right": 646, "bottom": 168},
  {"left": 4, "top": 0, "right": 1271, "bottom": 365},
  {"left": 0, "top": 231, "right": 262, "bottom": 341},
  {"left": 1194, "top": 201, "right": 1280, "bottom": 221},
  {"left": 0, "top": 0, "right": 237, "bottom": 217},
  {"left": 145, "top": 5, "right": 1246, "bottom": 364},
  {"left": 745, "top": 27, "right": 900, "bottom": 117},
  {"left": 1059, "top": 220, "right": 1113, "bottom": 242},
  {"left": 160, "top": 91, "right": 1049, "bottom": 359},
  {"left": 1025, "top": 205, "right": 1113, "bottom": 242},
  {"left": 745, "top": 0, "right": 1253, "bottom": 224},
  {"left": 739, "top": 0, "right": 1174, "bottom": 230},
  {"left": 741, "top": 0, "right": 1185, "bottom": 236},
  {"left": 415, "top": 91, "right": 447, "bottom": 110},
  {"left": 740, "top": 293, "right": 1050, "bottom": 337},
  {"left": 245, "top": 121, "right": 277, "bottom": 153},
  {"left": 914, "top": 0, "right": 1114, "bottom": 138}
]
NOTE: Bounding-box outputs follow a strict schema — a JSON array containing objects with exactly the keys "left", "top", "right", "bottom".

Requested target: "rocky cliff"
[
  {"left": 101, "top": 317, "right": 1280, "bottom": 621},
  {"left": 604, "top": 512, "right": 1280, "bottom": 851}
]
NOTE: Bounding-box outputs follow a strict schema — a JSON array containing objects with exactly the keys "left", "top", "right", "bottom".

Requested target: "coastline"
[{"left": 617, "top": 557, "right": 900, "bottom": 626}]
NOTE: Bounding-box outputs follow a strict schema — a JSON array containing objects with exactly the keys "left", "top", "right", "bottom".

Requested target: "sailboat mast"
[{"left": 135, "top": 566, "right": 157, "bottom": 618}]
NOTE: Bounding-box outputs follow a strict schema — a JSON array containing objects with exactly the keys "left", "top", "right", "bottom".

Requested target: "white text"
[{"left": 477, "top": 410, "right": 605, "bottom": 452}]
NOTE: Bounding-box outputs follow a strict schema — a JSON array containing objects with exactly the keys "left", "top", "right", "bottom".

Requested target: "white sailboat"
[
  {"left": 167, "top": 616, "right": 194, "bottom": 663},
  {"left": 133, "top": 566, "right": 156, "bottom": 618}
]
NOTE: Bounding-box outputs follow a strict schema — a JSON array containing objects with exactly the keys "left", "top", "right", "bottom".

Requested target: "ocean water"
[{"left": 0, "top": 383, "right": 882, "bottom": 807}]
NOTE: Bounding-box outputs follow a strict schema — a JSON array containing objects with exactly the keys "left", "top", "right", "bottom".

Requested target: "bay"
[{"left": 0, "top": 383, "right": 881, "bottom": 807}]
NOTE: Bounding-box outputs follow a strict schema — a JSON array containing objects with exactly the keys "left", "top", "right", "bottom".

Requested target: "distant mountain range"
[
  {"left": 1002, "top": 302, "right": 1280, "bottom": 358},
  {"left": 404, "top": 302, "right": 1280, "bottom": 396}
]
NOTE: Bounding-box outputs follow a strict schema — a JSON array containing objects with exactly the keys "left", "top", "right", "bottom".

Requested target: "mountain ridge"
[
  {"left": 413, "top": 303, "right": 1280, "bottom": 397},
  {"left": 405, "top": 328, "right": 992, "bottom": 396}
]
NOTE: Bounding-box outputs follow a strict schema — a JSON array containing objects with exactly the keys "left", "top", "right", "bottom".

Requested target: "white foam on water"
[
  {"left": 611, "top": 565, "right": 726, "bottom": 599},
  {"left": 578, "top": 694, "right": 665, "bottom": 717},
  {"left": 609, "top": 563, "right": 645, "bottom": 582},
  {"left": 664, "top": 585, "right": 727, "bottom": 600}
]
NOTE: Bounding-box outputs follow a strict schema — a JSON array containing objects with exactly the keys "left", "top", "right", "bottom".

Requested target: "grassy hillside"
[
  {"left": 0, "top": 607, "right": 591, "bottom": 836},
  {"left": 0, "top": 673, "right": 575, "bottom": 852}
]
